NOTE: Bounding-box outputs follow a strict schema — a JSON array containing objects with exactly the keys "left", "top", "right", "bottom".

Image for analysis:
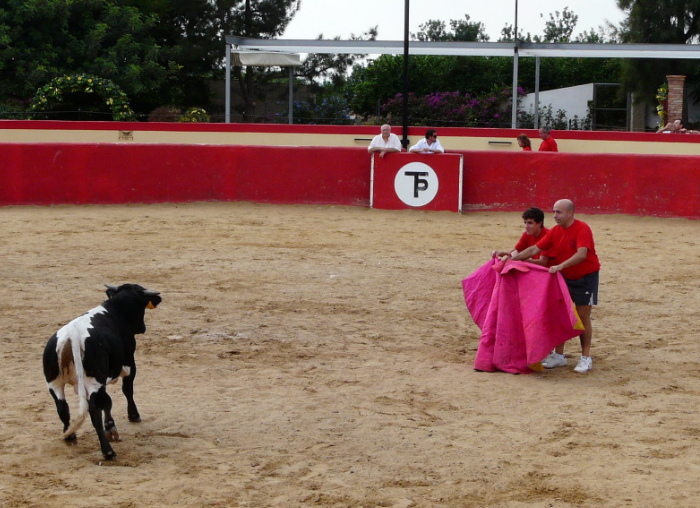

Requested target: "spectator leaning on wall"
[
  {"left": 409, "top": 129, "right": 444, "bottom": 153},
  {"left": 368, "top": 124, "right": 402, "bottom": 158},
  {"left": 517, "top": 134, "right": 532, "bottom": 151},
  {"left": 538, "top": 126, "right": 558, "bottom": 152}
]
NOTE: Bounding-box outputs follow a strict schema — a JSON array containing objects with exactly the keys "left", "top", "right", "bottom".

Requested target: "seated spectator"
[
  {"left": 657, "top": 119, "right": 700, "bottom": 134},
  {"left": 672, "top": 119, "right": 687, "bottom": 133},
  {"left": 409, "top": 129, "right": 444, "bottom": 153},
  {"left": 517, "top": 134, "right": 532, "bottom": 151}
]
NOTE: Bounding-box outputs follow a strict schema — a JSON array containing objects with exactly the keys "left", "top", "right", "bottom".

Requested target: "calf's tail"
[{"left": 63, "top": 338, "right": 88, "bottom": 438}]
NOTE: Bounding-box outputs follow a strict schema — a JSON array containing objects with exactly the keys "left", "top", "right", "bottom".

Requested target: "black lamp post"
[
  {"left": 401, "top": 0, "right": 410, "bottom": 150},
  {"left": 511, "top": 0, "right": 519, "bottom": 128},
  {"left": 245, "top": 0, "right": 251, "bottom": 36}
]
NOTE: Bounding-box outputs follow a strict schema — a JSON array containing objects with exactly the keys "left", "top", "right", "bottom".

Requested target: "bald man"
[
  {"left": 510, "top": 199, "right": 600, "bottom": 373},
  {"left": 368, "top": 124, "right": 402, "bottom": 158}
]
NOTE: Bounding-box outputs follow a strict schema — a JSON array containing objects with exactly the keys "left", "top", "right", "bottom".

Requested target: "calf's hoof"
[
  {"left": 128, "top": 414, "right": 141, "bottom": 423},
  {"left": 103, "top": 449, "right": 117, "bottom": 461},
  {"left": 64, "top": 434, "right": 77, "bottom": 444},
  {"left": 106, "top": 426, "right": 120, "bottom": 442}
]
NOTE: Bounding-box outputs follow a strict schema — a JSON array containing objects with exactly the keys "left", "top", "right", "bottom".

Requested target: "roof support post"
[
  {"left": 512, "top": 48, "right": 519, "bottom": 129},
  {"left": 225, "top": 44, "right": 232, "bottom": 123},
  {"left": 401, "top": 0, "right": 410, "bottom": 150},
  {"left": 534, "top": 56, "right": 540, "bottom": 129},
  {"left": 511, "top": 0, "right": 519, "bottom": 129},
  {"left": 289, "top": 67, "right": 293, "bottom": 125}
]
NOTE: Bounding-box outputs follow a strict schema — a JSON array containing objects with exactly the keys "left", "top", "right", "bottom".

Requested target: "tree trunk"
[
  {"left": 244, "top": 69, "right": 256, "bottom": 122},
  {"left": 233, "top": 66, "right": 256, "bottom": 122}
]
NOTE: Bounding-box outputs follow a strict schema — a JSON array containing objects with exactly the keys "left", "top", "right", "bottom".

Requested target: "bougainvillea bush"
[{"left": 381, "top": 86, "right": 526, "bottom": 128}]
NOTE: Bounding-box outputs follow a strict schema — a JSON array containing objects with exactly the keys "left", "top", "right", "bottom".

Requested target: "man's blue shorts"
[{"left": 564, "top": 271, "right": 599, "bottom": 306}]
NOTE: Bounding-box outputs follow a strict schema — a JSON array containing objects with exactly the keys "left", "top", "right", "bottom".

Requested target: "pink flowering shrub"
[{"left": 382, "top": 86, "right": 526, "bottom": 127}]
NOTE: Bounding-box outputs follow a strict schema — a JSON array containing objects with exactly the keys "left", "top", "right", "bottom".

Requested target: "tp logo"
[{"left": 394, "top": 162, "right": 439, "bottom": 207}]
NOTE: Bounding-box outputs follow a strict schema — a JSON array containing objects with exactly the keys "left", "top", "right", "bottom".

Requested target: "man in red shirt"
[
  {"left": 510, "top": 199, "right": 600, "bottom": 373},
  {"left": 492, "top": 207, "right": 553, "bottom": 267},
  {"left": 538, "top": 126, "right": 558, "bottom": 152}
]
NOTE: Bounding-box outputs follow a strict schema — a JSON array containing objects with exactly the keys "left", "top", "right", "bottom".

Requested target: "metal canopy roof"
[
  {"left": 230, "top": 49, "right": 301, "bottom": 67},
  {"left": 224, "top": 36, "right": 700, "bottom": 125},
  {"left": 226, "top": 36, "right": 700, "bottom": 59},
  {"left": 520, "top": 42, "right": 700, "bottom": 59}
]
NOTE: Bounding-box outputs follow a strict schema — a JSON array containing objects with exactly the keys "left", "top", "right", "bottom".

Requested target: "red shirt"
[
  {"left": 539, "top": 137, "right": 558, "bottom": 152},
  {"left": 536, "top": 219, "right": 600, "bottom": 280},
  {"left": 523, "top": 146, "right": 532, "bottom": 151},
  {"left": 514, "top": 227, "right": 548, "bottom": 259}
]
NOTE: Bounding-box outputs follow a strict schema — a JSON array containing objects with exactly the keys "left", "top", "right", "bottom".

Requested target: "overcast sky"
[{"left": 282, "top": 0, "right": 626, "bottom": 42}]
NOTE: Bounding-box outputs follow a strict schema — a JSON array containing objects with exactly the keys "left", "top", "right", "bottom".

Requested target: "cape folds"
[{"left": 462, "top": 259, "right": 583, "bottom": 374}]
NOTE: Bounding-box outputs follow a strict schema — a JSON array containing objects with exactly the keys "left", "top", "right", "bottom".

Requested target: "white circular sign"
[{"left": 394, "top": 162, "right": 439, "bottom": 207}]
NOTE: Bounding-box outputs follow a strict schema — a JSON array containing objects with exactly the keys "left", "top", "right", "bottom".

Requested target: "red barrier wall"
[
  {"left": 0, "top": 144, "right": 370, "bottom": 207},
  {"left": 457, "top": 151, "right": 700, "bottom": 218},
  {"left": 0, "top": 143, "right": 698, "bottom": 218}
]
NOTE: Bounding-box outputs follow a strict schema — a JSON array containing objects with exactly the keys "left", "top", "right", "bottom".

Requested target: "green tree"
[
  {"left": 220, "top": 0, "right": 300, "bottom": 121},
  {"left": 412, "top": 20, "right": 450, "bottom": 42},
  {"left": 344, "top": 14, "right": 501, "bottom": 117},
  {"left": 499, "top": 8, "right": 614, "bottom": 44},
  {"left": 412, "top": 15, "right": 490, "bottom": 42},
  {"left": 123, "top": 0, "right": 220, "bottom": 111},
  {"left": 120, "top": 0, "right": 303, "bottom": 119},
  {"left": 616, "top": 0, "right": 700, "bottom": 102},
  {"left": 538, "top": 7, "right": 579, "bottom": 42},
  {"left": 344, "top": 9, "right": 622, "bottom": 122},
  {"left": 498, "top": 25, "right": 533, "bottom": 43},
  {"left": 0, "top": 0, "right": 175, "bottom": 116},
  {"left": 298, "top": 27, "right": 378, "bottom": 88}
]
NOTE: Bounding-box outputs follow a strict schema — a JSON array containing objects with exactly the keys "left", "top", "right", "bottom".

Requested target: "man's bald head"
[
  {"left": 554, "top": 199, "right": 574, "bottom": 212},
  {"left": 553, "top": 199, "right": 575, "bottom": 227}
]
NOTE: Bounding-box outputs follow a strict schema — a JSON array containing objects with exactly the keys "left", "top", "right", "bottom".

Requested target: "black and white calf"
[{"left": 42, "top": 284, "right": 161, "bottom": 460}]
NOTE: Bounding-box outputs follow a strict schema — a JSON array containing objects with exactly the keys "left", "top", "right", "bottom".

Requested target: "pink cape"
[{"left": 462, "top": 259, "right": 583, "bottom": 374}]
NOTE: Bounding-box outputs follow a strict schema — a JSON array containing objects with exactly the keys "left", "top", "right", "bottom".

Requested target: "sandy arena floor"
[{"left": 1, "top": 201, "right": 699, "bottom": 508}]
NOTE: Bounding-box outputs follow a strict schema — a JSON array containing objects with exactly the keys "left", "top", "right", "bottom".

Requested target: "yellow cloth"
[{"left": 573, "top": 304, "right": 585, "bottom": 331}]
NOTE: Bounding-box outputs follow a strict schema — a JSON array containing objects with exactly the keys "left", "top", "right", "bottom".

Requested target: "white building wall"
[
  {"left": 520, "top": 82, "right": 700, "bottom": 131},
  {"left": 520, "top": 83, "right": 594, "bottom": 121}
]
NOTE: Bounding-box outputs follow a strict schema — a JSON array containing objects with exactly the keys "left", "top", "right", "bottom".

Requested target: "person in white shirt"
[
  {"left": 368, "top": 124, "right": 402, "bottom": 158},
  {"left": 409, "top": 129, "right": 444, "bottom": 153}
]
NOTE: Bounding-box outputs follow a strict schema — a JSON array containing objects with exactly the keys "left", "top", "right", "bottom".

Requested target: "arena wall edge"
[
  {"left": 4, "top": 120, "right": 700, "bottom": 155},
  {"left": 0, "top": 143, "right": 698, "bottom": 219}
]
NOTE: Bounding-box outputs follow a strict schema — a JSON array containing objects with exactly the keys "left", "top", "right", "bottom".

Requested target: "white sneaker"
[
  {"left": 542, "top": 350, "right": 556, "bottom": 364},
  {"left": 574, "top": 356, "right": 593, "bottom": 373},
  {"left": 542, "top": 352, "right": 567, "bottom": 369}
]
